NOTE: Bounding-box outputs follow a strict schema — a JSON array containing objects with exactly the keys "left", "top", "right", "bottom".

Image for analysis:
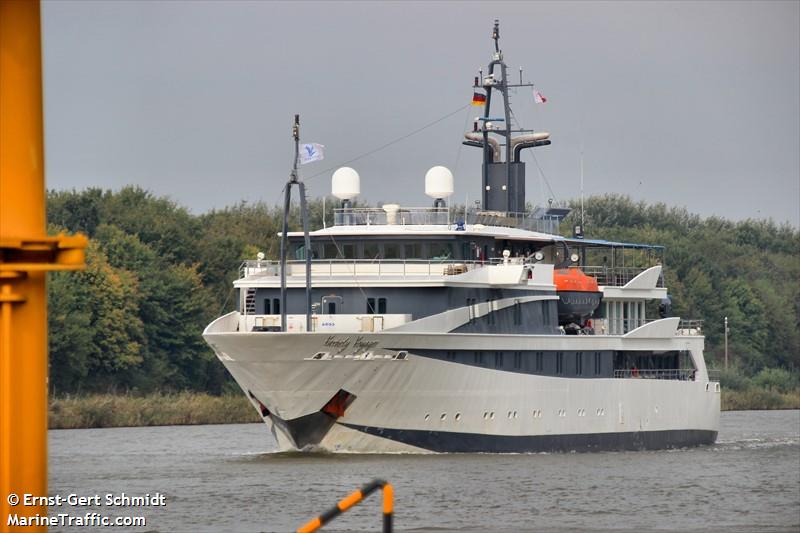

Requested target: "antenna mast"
[
  {"left": 279, "top": 114, "right": 313, "bottom": 333},
  {"left": 463, "top": 20, "right": 552, "bottom": 215}
]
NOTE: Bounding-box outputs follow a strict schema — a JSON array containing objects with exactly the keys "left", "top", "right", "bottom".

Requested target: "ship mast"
[{"left": 466, "top": 20, "right": 552, "bottom": 215}]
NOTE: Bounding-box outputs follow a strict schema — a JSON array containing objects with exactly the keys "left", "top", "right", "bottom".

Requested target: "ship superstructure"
[{"left": 203, "top": 22, "right": 720, "bottom": 453}]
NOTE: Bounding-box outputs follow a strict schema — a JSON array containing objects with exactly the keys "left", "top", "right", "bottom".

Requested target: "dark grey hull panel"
[{"left": 340, "top": 423, "right": 717, "bottom": 453}]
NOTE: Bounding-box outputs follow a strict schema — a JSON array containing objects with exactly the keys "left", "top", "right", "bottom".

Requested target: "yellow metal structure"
[{"left": 1, "top": 0, "right": 87, "bottom": 530}]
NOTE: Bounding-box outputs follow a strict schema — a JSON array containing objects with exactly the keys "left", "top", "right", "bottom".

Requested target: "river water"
[{"left": 47, "top": 410, "right": 799, "bottom": 533}]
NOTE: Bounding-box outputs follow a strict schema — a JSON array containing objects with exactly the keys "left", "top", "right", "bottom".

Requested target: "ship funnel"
[
  {"left": 332, "top": 167, "right": 360, "bottom": 208},
  {"left": 425, "top": 166, "right": 454, "bottom": 208}
]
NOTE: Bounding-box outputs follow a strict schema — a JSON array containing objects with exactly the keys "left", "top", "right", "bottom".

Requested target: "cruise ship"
[{"left": 203, "top": 22, "right": 720, "bottom": 453}]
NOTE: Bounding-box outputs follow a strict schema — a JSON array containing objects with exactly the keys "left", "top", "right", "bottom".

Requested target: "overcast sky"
[{"left": 41, "top": 1, "right": 799, "bottom": 226}]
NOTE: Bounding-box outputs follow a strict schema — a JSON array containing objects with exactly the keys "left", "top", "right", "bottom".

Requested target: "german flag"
[{"left": 471, "top": 91, "right": 486, "bottom": 106}]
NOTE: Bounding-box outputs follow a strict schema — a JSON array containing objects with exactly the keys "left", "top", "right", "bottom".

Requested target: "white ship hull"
[{"left": 204, "top": 312, "right": 720, "bottom": 453}]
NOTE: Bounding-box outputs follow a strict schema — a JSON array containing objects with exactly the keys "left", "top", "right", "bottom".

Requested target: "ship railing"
[
  {"left": 581, "top": 265, "right": 665, "bottom": 287},
  {"left": 331, "top": 207, "right": 563, "bottom": 234},
  {"left": 594, "top": 318, "right": 703, "bottom": 336},
  {"left": 677, "top": 319, "right": 703, "bottom": 335},
  {"left": 613, "top": 368, "right": 697, "bottom": 381},
  {"left": 334, "top": 208, "right": 449, "bottom": 226},
  {"left": 465, "top": 210, "right": 563, "bottom": 234},
  {"left": 239, "top": 258, "right": 514, "bottom": 280}
]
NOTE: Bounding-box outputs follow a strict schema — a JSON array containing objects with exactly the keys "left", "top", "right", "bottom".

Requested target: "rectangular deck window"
[
  {"left": 514, "top": 301, "right": 522, "bottom": 325},
  {"left": 383, "top": 243, "right": 400, "bottom": 259},
  {"left": 576, "top": 352, "right": 583, "bottom": 375},
  {"left": 273, "top": 298, "right": 280, "bottom": 315},
  {"left": 364, "top": 242, "right": 380, "bottom": 259},
  {"left": 377, "top": 298, "right": 387, "bottom": 314},
  {"left": 323, "top": 243, "right": 339, "bottom": 259},
  {"left": 594, "top": 352, "right": 602, "bottom": 374},
  {"left": 494, "top": 351, "right": 503, "bottom": 368},
  {"left": 535, "top": 351, "right": 543, "bottom": 372},
  {"left": 404, "top": 243, "right": 422, "bottom": 259},
  {"left": 556, "top": 352, "right": 564, "bottom": 375},
  {"left": 263, "top": 299, "right": 271, "bottom": 315},
  {"left": 514, "top": 351, "right": 522, "bottom": 369},
  {"left": 366, "top": 298, "right": 376, "bottom": 314}
]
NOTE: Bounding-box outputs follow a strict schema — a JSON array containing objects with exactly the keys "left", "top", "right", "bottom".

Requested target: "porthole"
[
  {"left": 455, "top": 413, "right": 461, "bottom": 421},
  {"left": 424, "top": 413, "right": 430, "bottom": 421},
  {"left": 513, "top": 411, "right": 518, "bottom": 419},
  {"left": 507, "top": 411, "right": 512, "bottom": 419},
  {"left": 440, "top": 413, "right": 447, "bottom": 421},
  {"left": 483, "top": 412, "right": 489, "bottom": 420},
  {"left": 490, "top": 411, "right": 495, "bottom": 420}
]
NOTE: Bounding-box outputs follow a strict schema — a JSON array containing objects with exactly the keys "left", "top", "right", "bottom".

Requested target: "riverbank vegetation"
[
  {"left": 49, "top": 392, "right": 260, "bottom": 429},
  {"left": 46, "top": 188, "right": 798, "bottom": 422}
]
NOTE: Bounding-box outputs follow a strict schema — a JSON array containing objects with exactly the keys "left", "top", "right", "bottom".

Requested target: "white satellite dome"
[
  {"left": 425, "top": 166, "right": 454, "bottom": 199},
  {"left": 331, "top": 167, "right": 360, "bottom": 200}
]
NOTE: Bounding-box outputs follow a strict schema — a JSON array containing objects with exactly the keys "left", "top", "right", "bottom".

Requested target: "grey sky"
[{"left": 42, "top": 1, "right": 799, "bottom": 226}]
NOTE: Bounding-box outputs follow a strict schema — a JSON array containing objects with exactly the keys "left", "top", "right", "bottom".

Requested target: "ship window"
[
  {"left": 383, "top": 243, "right": 400, "bottom": 259},
  {"left": 535, "top": 352, "right": 543, "bottom": 372},
  {"left": 542, "top": 302, "right": 551, "bottom": 326},
  {"left": 447, "top": 351, "right": 456, "bottom": 361},
  {"left": 367, "top": 298, "right": 376, "bottom": 314},
  {"left": 494, "top": 351, "right": 503, "bottom": 368},
  {"left": 323, "top": 242, "right": 339, "bottom": 259},
  {"left": 486, "top": 300, "right": 495, "bottom": 325},
  {"left": 430, "top": 242, "right": 454, "bottom": 260},
  {"left": 474, "top": 351, "right": 484, "bottom": 366},
  {"left": 273, "top": 299, "right": 280, "bottom": 315},
  {"left": 556, "top": 352, "right": 564, "bottom": 375},
  {"left": 594, "top": 352, "right": 602, "bottom": 374},
  {"left": 514, "top": 301, "right": 522, "bottom": 325},
  {"left": 576, "top": 352, "right": 583, "bottom": 375},
  {"left": 364, "top": 242, "right": 380, "bottom": 259},
  {"left": 327, "top": 302, "right": 337, "bottom": 314},
  {"left": 514, "top": 351, "right": 522, "bottom": 369},
  {"left": 263, "top": 299, "right": 271, "bottom": 315},
  {"left": 378, "top": 298, "right": 387, "bottom": 314},
  {"left": 341, "top": 243, "right": 356, "bottom": 259},
  {"left": 404, "top": 243, "right": 422, "bottom": 259}
]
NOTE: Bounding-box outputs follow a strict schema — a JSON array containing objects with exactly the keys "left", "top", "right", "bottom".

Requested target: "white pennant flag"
[{"left": 299, "top": 143, "right": 325, "bottom": 164}]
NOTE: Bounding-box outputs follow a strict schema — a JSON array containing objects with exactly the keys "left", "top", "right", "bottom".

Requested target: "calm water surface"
[{"left": 48, "top": 410, "right": 800, "bottom": 532}]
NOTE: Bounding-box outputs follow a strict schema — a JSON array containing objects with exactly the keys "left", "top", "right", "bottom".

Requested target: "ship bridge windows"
[
  {"left": 262, "top": 298, "right": 280, "bottom": 315},
  {"left": 366, "top": 297, "right": 388, "bottom": 314}
]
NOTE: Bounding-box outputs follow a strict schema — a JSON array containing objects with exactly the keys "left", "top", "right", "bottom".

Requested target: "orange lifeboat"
[{"left": 553, "top": 267, "right": 602, "bottom": 326}]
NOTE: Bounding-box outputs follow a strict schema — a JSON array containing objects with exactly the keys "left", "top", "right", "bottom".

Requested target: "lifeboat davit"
[{"left": 553, "top": 267, "right": 602, "bottom": 325}]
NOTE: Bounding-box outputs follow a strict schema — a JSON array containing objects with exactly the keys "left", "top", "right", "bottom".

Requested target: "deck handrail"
[
  {"left": 239, "top": 259, "right": 660, "bottom": 287},
  {"left": 613, "top": 368, "right": 697, "bottom": 380},
  {"left": 296, "top": 479, "right": 393, "bottom": 533}
]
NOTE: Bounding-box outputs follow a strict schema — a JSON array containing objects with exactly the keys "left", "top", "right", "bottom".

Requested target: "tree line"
[{"left": 46, "top": 187, "right": 799, "bottom": 395}]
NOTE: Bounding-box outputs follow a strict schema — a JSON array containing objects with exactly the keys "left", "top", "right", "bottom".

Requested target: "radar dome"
[
  {"left": 332, "top": 167, "right": 360, "bottom": 200},
  {"left": 425, "top": 166, "right": 454, "bottom": 199}
]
